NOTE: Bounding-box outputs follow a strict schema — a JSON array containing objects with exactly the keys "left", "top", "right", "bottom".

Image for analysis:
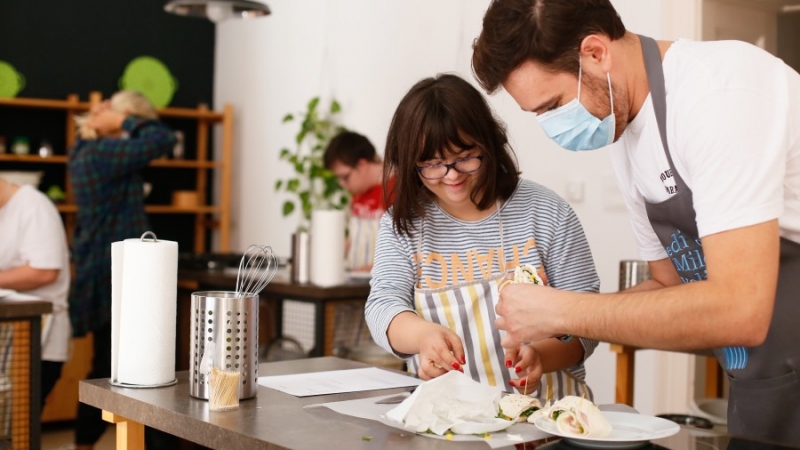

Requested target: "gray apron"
[{"left": 639, "top": 35, "right": 800, "bottom": 444}]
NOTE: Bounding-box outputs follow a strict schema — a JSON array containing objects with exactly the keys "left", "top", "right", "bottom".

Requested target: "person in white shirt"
[
  {"left": 472, "top": 0, "right": 800, "bottom": 443},
  {"left": 0, "top": 177, "right": 71, "bottom": 406}
]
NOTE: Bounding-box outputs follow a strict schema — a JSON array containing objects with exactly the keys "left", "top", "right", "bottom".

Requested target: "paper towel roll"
[
  {"left": 310, "top": 209, "right": 346, "bottom": 287},
  {"left": 111, "top": 236, "right": 178, "bottom": 386}
]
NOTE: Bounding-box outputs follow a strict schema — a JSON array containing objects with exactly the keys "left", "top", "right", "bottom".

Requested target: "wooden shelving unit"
[
  {"left": 0, "top": 92, "right": 234, "bottom": 423},
  {"left": 0, "top": 92, "right": 233, "bottom": 252}
]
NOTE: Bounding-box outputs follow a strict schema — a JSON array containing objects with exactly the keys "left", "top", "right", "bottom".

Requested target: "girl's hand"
[
  {"left": 416, "top": 322, "right": 466, "bottom": 381},
  {"left": 504, "top": 344, "right": 543, "bottom": 394}
]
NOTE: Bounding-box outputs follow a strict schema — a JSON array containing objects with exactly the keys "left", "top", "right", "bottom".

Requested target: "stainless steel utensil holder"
[
  {"left": 619, "top": 259, "right": 652, "bottom": 291},
  {"left": 190, "top": 291, "right": 258, "bottom": 400}
]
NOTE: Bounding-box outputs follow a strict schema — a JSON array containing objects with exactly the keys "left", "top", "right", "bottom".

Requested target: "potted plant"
[
  {"left": 274, "top": 97, "right": 349, "bottom": 282},
  {"left": 274, "top": 97, "right": 349, "bottom": 229}
]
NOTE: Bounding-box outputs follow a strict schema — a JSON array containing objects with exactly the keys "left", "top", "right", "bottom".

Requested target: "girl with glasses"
[{"left": 365, "top": 73, "right": 600, "bottom": 399}]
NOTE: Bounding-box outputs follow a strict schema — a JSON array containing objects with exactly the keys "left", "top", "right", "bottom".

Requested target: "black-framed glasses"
[{"left": 415, "top": 155, "right": 483, "bottom": 180}]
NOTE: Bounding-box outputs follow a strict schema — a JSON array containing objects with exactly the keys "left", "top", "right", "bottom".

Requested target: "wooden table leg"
[
  {"left": 608, "top": 344, "right": 637, "bottom": 406},
  {"left": 102, "top": 410, "right": 145, "bottom": 450},
  {"left": 705, "top": 356, "right": 723, "bottom": 398}
]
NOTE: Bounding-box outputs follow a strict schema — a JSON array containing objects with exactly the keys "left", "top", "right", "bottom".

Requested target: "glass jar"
[
  {"left": 12, "top": 137, "right": 29, "bottom": 155},
  {"left": 38, "top": 140, "right": 53, "bottom": 158}
]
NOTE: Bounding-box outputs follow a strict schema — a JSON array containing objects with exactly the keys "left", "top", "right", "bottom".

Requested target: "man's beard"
[{"left": 582, "top": 71, "right": 629, "bottom": 143}]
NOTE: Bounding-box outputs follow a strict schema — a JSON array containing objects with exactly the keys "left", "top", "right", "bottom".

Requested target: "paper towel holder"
[
  {"left": 109, "top": 230, "right": 179, "bottom": 389},
  {"left": 141, "top": 231, "right": 158, "bottom": 242},
  {"left": 110, "top": 378, "right": 179, "bottom": 389}
]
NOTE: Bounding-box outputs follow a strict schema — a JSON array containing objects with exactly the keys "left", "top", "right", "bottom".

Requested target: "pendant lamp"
[{"left": 164, "top": 0, "right": 270, "bottom": 23}]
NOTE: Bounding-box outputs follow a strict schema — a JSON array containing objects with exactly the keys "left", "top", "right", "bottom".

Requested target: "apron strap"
[{"left": 639, "top": 34, "right": 747, "bottom": 371}]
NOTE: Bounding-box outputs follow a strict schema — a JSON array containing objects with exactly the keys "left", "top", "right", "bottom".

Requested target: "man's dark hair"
[
  {"left": 384, "top": 73, "right": 520, "bottom": 237},
  {"left": 324, "top": 131, "right": 378, "bottom": 169},
  {"left": 472, "top": 0, "right": 626, "bottom": 93}
]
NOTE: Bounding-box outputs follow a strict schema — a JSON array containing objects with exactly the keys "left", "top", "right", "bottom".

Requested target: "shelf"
[
  {"left": 0, "top": 97, "right": 87, "bottom": 110},
  {"left": 157, "top": 107, "right": 225, "bottom": 121},
  {"left": 0, "top": 154, "right": 68, "bottom": 163},
  {"left": 0, "top": 97, "right": 224, "bottom": 121},
  {"left": 1, "top": 92, "right": 233, "bottom": 255},
  {"left": 55, "top": 204, "right": 220, "bottom": 214},
  {"left": 149, "top": 159, "right": 220, "bottom": 169},
  {"left": 0, "top": 154, "right": 219, "bottom": 168}
]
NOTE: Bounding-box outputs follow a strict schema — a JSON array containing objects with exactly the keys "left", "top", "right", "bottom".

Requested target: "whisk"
[{"left": 235, "top": 245, "right": 279, "bottom": 297}]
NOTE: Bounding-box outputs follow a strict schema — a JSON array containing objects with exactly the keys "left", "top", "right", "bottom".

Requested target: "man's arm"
[
  {"left": 497, "top": 220, "right": 779, "bottom": 351},
  {"left": 620, "top": 258, "right": 682, "bottom": 293},
  {"left": 0, "top": 264, "right": 59, "bottom": 292}
]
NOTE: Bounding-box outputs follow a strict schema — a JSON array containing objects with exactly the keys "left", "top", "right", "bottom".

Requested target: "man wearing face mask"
[{"left": 472, "top": 0, "right": 800, "bottom": 443}]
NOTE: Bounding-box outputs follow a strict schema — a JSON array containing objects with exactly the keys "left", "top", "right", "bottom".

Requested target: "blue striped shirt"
[{"left": 366, "top": 179, "right": 600, "bottom": 377}]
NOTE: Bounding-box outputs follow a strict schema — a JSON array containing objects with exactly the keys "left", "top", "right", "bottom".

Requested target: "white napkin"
[{"left": 385, "top": 371, "right": 511, "bottom": 435}]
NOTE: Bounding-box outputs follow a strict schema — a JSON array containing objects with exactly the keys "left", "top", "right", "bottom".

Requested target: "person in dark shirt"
[{"left": 68, "top": 90, "right": 175, "bottom": 450}]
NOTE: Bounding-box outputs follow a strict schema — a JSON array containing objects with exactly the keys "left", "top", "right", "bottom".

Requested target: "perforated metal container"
[
  {"left": 189, "top": 291, "right": 259, "bottom": 400},
  {"left": 619, "top": 260, "right": 652, "bottom": 291}
]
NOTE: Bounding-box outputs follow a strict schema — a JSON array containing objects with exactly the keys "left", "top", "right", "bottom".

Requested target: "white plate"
[{"left": 534, "top": 411, "right": 680, "bottom": 449}]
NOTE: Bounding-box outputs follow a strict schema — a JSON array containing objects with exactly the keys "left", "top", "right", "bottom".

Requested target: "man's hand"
[{"left": 496, "top": 283, "right": 562, "bottom": 348}]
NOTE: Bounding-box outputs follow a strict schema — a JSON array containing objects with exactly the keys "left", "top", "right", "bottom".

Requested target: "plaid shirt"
[{"left": 67, "top": 117, "right": 175, "bottom": 336}]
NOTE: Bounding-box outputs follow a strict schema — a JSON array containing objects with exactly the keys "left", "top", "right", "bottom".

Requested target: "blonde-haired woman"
[
  {"left": 68, "top": 90, "right": 175, "bottom": 450},
  {"left": 75, "top": 90, "right": 158, "bottom": 140}
]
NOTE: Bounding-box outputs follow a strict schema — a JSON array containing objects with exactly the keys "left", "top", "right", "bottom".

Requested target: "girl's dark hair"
[
  {"left": 472, "top": 0, "right": 626, "bottom": 93},
  {"left": 383, "top": 73, "right": 520, "bottom": 237}
]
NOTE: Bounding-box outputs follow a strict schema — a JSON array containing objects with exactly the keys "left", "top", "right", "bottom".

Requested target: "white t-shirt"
[
  {"left": 0, "top": 185, "right": 71, "bottom": 361},
  {"left": 610, "top": 39, "right": 800, "bottom": 261}
]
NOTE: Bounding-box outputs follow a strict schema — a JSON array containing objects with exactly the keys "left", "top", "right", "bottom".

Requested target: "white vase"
[{"left": 309, "top": 209, "right": 346, "bottom": 287}]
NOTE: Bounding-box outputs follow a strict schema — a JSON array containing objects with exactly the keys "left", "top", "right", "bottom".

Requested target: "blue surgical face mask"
[{"left": 536, "top": 60, "right": 615, "bottom": 151}]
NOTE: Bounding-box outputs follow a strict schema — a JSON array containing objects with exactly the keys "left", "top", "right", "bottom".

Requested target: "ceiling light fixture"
[{"left": 164, "top": 0, "right": 270, "bottom": 23}]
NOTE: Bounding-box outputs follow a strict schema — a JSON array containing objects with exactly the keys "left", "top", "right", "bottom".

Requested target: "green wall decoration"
[
  {"left": 0, "top": 61, "right": 25, "bottom": 98},
  {"left": 119, "top": 56, "right": 179, "bottom": 108}
]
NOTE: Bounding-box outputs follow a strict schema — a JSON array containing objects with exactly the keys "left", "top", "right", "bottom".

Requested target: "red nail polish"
[
  {"left": 452, "top": 362, "right": 461, "bottom": 370},
  {"left": 505, "top": 360, "right": 512, "bottom": 368},
  {"left": 519, "top": 378, "right": 527, "bottom": 386},
  {"left": 460, "top": 356, "right": 466, "bottom": 365},
  {"left": 515, "top": 366, "right": 522, "bottom": 373}
]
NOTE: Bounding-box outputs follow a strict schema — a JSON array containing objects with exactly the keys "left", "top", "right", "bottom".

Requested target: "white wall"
[{"left": 215, "top": 0, "right": 699, "bottom": 415}]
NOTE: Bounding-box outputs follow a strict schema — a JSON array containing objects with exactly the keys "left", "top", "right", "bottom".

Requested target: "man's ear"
[{"left": 579, "top": 34, "right": 613, "bottom": 73}]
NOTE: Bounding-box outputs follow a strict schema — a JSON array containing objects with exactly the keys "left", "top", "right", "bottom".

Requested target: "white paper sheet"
[{"left": 257, "top": 367, "right": 422, "bottom": 397}]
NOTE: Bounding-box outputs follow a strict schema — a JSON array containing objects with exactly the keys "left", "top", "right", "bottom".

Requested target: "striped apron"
[{"left": 409, "top": 210, "right": 591, "bottom": 400}]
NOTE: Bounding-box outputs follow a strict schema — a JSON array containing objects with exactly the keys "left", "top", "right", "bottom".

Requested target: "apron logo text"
[
  {"left": 415, "top": 238, "right": 537, "bottom": 289},
  {"left": 664, "top": 230, "right": 707, "bottom": 282}
]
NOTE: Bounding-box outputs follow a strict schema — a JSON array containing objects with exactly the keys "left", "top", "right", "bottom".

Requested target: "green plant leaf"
[
  {"left": 276, "top": 96, "right": 347, "bottom": 223},
  {"left": 307, "top": 97, "right": 320, "bottom": 112},
  {"left": 282, "top": 201, "right": 295, "bottom": 217},
  {"left": 275, "top": 180, "right": 283, "bottom": 190},
  {"left": 282, "top": 113, "right": 294, "bottom": 123}
]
